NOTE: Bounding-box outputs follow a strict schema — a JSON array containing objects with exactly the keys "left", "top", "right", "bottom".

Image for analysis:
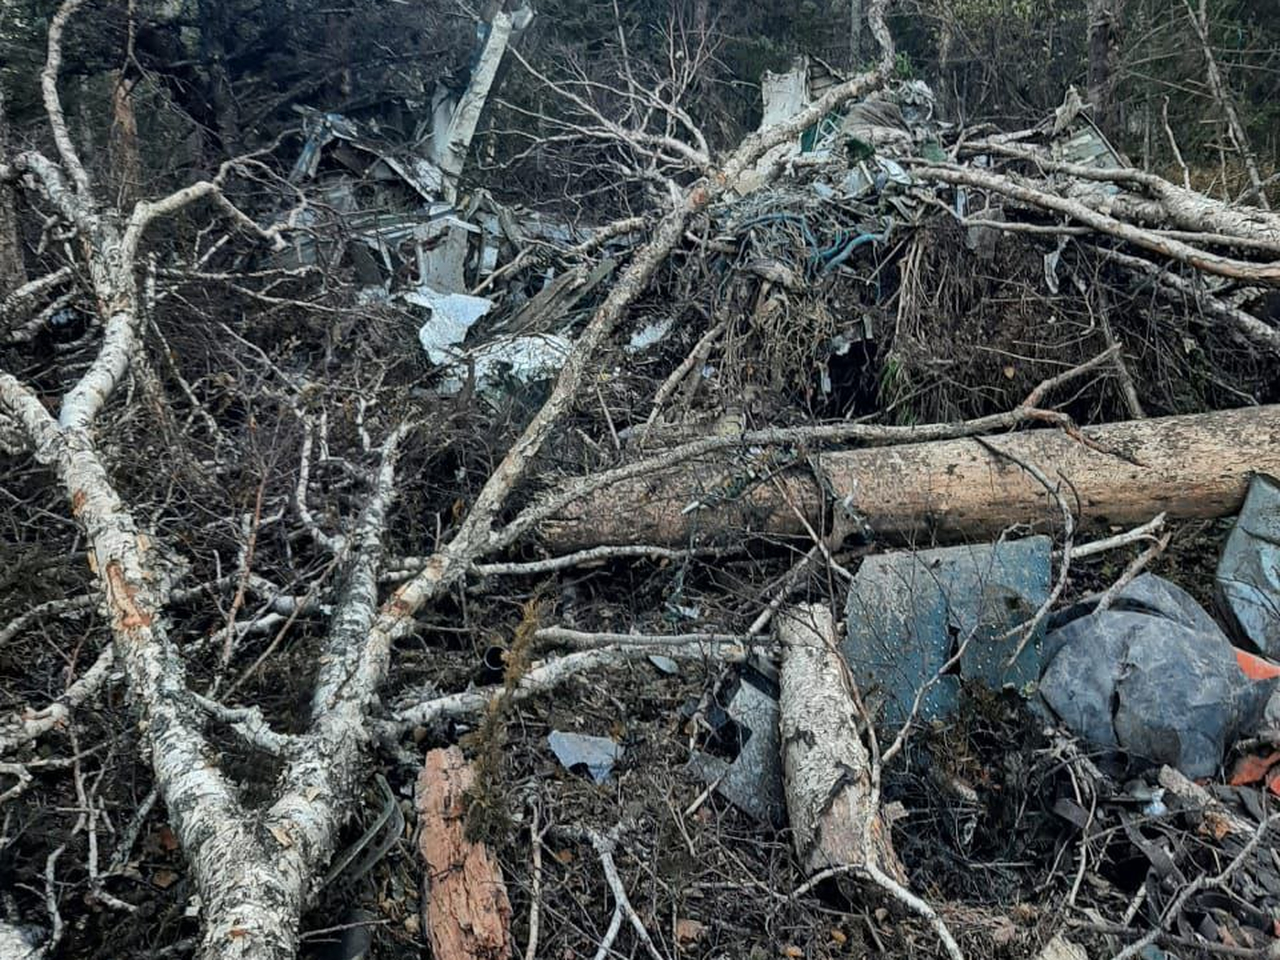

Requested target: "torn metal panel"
[
  {"left": 804, "top": 54, "right": 847, "bottom": 100},
  {"left": 289, "top": 107, "right": 362, "bottom": 183},
  {"left": 279, "top": 107, "right": 480, "bottom": 281},
  {"left": 1055, "top": 125, "right": 1121, "bottom": 169},
  {"left": 744, "top": 57, "right": 813, "bottom": 193},
  {"left": 760, "top": 56, "right": 810, "bottom": 130},
  {"left": 548, "top": 731, "right": 622, "bottom": 784},
  {"left": 1050, "top": 88, "right": 1124, "bottom": 198},
  {"left": 275, "top": 200, "right": 482, "bottom": 290},
  {"left": 1217, "top": 473, "right": 1280, "bottom": 659},
  {"left": 417, "top": 219, "right": 472, "bottom": 293},
  {"left": 370, "top": 153, "right": 442, "bottom": 201},
  {"left": 289, "top": 107, "right": 441, "bottom": 197},
  {"left": 410, "top": 284, "right": 495, "bottom": 364},
  {"left": 687, "top": 668, "right": 786, "bottom": 824},
  {"left": 842, "top": 537, "right": 1051, "bottom": 725}
]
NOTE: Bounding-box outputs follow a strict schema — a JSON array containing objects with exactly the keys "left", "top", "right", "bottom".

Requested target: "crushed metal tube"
[{"left": 1039, "top": 574, "right": 1276, "bottom": 778}]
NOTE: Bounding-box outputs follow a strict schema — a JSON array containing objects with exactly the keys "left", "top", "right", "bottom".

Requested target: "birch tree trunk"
[
  {"left": 778, "top": 604, "right": 903, "bottom": 879},
  {"left": 109, "top": 73, "right": 141, "bottom": 208}
]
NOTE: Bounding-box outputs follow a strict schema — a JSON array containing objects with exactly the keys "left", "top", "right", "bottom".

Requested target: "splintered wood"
[{"left": 417, "top": 746, "right": 513, "bottom": 960}]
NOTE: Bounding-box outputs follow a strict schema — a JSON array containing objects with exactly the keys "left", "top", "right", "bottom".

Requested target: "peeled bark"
[
  {"left": 542, "top": 404, "right": 1280, "bottom": 550},
  {"left": 417, "top": 747, "right": 513, "bottom": 960},
  {"left": 109, "top": 74, "right": 141, "bottom": 208},
  {"left": 778, "top": 604, "right": 903, "bottom": 879}
]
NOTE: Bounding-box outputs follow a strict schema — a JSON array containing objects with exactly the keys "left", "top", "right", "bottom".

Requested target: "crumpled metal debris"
[
  {"left": 1216, "top": 473, "right": 1280, "bottom": 660},
  {"left": 410, "top": 285, "right": 495, "bottom": 363},
  {"left": 842, "top": 537, "right": 1051, "bottom": 724},
  {"left": 838, "top": 157, "right": 912, "bottom": 199},
  {"left": 687, "top": 666, "right": 786, "bottom": 824},
  {"left": 1039, "top": 574, "right": 1276, "bottom": 778},
  {"left": 548, "top": 731, "right": 622, "bottom": 784}
]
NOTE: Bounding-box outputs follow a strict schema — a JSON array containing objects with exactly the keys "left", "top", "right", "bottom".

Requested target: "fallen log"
[
  {"left": 417, "top": 746, "right": 514, "bottom": 960},
  {"left": 542, "top": 404, "right": 1280, "bottom": 549},
  {"left": 778, "top": 603, "right": 904, "bottom": 880}
]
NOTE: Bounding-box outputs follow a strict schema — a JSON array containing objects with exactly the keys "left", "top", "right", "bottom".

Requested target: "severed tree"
[{"left": 0, "top": 1, "right": 897, "bottom": 957}]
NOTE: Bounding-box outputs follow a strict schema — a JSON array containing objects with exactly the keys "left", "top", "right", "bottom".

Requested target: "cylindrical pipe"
[{"left": 478, "top": 645, "right": 507, "bottom": 684}]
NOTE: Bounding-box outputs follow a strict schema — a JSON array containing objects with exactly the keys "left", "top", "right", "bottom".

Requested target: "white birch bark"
[{"left": 777, "top": 604, "right": 903, "bottom": 879}]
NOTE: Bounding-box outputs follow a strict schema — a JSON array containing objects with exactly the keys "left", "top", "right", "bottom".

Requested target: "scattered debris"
[
  {"left": 646, "top": 654, "right": 679, "bottom": 675},
  {"left": 1216, "top": 473, "right": 1280, "bottom": 659},
  {"left": 687, "top": 665, "right": 786, "bottom": 824},
  {"left": 434, "top": 333, "right": 571, "bottom": 402},
  {"left": 1036, "top": 934, "right": 1089, "bottom": 960},
  {"left": 842, "top": 537, "right": 1050, "bottom": 724},
  {"left": 547, "top": 731, "right": 622, "bottom": 784},
  {"left": 1039, "top": 574, "right": 1276, "bottom": 777}
]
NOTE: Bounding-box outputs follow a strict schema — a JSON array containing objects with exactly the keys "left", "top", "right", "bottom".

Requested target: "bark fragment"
[{"left": 417, "top": 746, "right": 514, "bottom": 960}]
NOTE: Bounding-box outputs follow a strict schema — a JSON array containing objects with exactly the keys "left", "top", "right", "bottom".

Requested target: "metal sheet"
[
  {"left": 842, "top": 537, "right": 1051, "bottom": 724},
  {"left": 1217, "top": 473, "right": 1280, "bottom": 659}
]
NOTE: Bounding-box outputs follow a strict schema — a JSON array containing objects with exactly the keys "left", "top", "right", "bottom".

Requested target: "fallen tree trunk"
[
  {"left": 542, "top": 404, "right": 1280, "bottom": 549},
  {"left": 778, "top": 604, "right": 904, "bottom": 880}
]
